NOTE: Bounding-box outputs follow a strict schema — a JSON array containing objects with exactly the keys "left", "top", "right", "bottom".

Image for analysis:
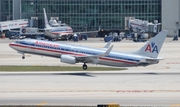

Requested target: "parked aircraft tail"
[
  {"left": 134, "top": 30, "right": 168, "bottom": 58},
  {"left": 43, "top": 8, "right": 51, "bottom": 29}
]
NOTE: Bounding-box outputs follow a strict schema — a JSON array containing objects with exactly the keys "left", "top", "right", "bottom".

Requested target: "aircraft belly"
[
  {"left": 98, "top": 60, "right": 137, "bottom": 67},
  {"left": 13, "top": 46, "right": 24, "bottom": 52},
  {"left": 33, "top": 48, "right": 60, "bottom": 57},
  {"left": 13, "top": 46, "right": 29, "bottom": 53}
]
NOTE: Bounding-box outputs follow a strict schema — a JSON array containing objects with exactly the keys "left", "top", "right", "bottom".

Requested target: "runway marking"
[
  {"left": 170, "top": 104, "right": 180, "bottom": 107},
  {"left": 1, "top": 90, "right": 180, "bottom": 93},
  {"left": 167, "top": 62, "right": 180, "bottom": 64},
  {"left": 151, "top": 66, "right": 170, "bottom": 69},
  {"left": 166, "top": 66, "right": 171, "bottom": 69},
  {"left": 116, "top": 90, "right": 154, "bottom": 93},
  {"left": 37, "top": 102, "right": 48, "bottom": 106},
  {"left": 32, "top": 64, "right": 42, "bottom": 66}
]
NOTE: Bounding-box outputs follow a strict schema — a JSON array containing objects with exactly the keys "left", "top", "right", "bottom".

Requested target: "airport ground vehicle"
[
  {"left": 0, "top": 19, "right": 28, "bottom": 31},
  {"left": 173, "top": 35, "right": 178, "bottom": 41},
  {"left": 5, "top": 30, "right": 47, "bottom": 40},
  {"left": 104, "top": 36, "right": 121, "bottom": 42},
  {"left": 133, "top": 38, "right": 147, "bottom": 42},
  {"left": 68, "top": 34, "right": 88, "bottom": 42},
  {"left": 5, "top": 31, "right": 20, "bottom": 39},
  {"left": 104, "top": 32, "right": 122, "bottom": 42}
]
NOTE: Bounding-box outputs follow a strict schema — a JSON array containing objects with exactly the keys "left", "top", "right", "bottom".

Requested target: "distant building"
[
  {"left": 162, "top": 0, "right": 180, "bottom": 37},
  {"left": 0, "top": 0, "right": 179, "bottom": 36}
]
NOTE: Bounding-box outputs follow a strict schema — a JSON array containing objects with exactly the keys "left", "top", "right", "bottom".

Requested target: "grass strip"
[
  {"left": 0, "top": 65, "right": 127, "bottom": 71},
  {"left": 0, "top": 105, "right": 95, "bottom": 107}
]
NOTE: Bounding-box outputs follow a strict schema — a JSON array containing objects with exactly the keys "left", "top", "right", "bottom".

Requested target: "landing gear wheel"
[
  {"left": 82, "top": 64, "right": 87, "bottom": 70},
  {"left": 22, "top": 56, "right": 25, "bottom": 59}
]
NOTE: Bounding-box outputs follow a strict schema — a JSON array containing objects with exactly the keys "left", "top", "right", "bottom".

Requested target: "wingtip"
[{"left": 162, "top": 30, "right": 168, "bottom": 33}]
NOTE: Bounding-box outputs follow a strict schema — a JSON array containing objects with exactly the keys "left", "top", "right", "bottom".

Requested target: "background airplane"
[
  {"left": 9, "top": 30, "right": 168, "bottom": 70},
  {"left": 43, "top": 8, "right": 98, "bottom": 41},
  {"left": 43, "top": 8, "right": 73, "bottom": 41}
]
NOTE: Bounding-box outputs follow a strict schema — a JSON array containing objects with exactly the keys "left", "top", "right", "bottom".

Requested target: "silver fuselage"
[
  {"left": 45, "top": 26, "right": 73, "bottom": 39},
  {"left": 9, "top": 39, "right": 157, "bottom": 67}
]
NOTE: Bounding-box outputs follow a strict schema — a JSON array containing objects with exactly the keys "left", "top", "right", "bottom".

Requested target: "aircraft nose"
[
  {"left": 9, "top": 42, "right": 12, "bottom": 47},
  {"left": 68, "top": 27, "right": 73, "bottom": 31},
  {"left": 9, "top": 42, "right": 14, "bottom": 48}
]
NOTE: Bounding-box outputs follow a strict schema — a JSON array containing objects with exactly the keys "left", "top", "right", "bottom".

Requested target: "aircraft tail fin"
[
  {"left": 43, "top": 8, "right": 51, "bottom": 29},
  {"left": 134, "top": 30, "right": 168, "bottom": 58}
]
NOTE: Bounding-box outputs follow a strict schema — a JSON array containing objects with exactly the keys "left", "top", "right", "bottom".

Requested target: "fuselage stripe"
[
  {"left": 10, "top": 43, "right": 138, "bottom": 64},
  {"left": 10, "top": 44, "right": 86, "bottom": 56},
  {"left": 99, "top": 57, "right": 136, "bottom": 64}
]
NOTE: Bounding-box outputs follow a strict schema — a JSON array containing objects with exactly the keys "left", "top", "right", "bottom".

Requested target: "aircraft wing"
[
  {"left": 8, "top": 30, "right": 20, "bottom": 32},
  {"left": 75, "top": 45, "right": 113, "bottom": 63},
  {"left": 44, "top": 30, "right": 60, "bottom": 39},
  {"left": 74, "top": 30, "right": 99, "bottom": 34}
]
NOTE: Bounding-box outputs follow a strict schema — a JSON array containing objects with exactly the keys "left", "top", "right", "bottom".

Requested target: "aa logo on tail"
[{"left": 145, "top": 42, "right": 158, "bottom": 53}]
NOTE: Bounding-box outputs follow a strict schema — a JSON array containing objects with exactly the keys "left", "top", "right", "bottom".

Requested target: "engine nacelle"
[{"left": 61, "top": 55, "right": 76, "bottom": 64}]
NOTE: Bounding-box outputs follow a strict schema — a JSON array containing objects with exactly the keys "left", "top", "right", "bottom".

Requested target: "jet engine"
[{"left": 61, "top": 55, "right": 76, "bottom": 64}]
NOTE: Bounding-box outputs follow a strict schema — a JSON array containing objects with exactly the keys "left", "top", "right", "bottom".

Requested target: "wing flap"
[
  {"left": 74, "top": 31, "right": 98, "bottom": 34},
  {"left": 75, "top": 45, "right": 114, "bottom": 63}
]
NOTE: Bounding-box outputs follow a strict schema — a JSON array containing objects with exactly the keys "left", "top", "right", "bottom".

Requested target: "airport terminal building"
[{"left": 0, "top": 0, "right": 179, "bottom": 36}]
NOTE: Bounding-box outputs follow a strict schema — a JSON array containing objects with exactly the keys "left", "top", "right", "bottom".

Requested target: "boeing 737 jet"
[
  {"left": 9, "top": 30, "right": 167, "bottom": 70},
  {"left": 43, "top": 8, "right": 98, "bottom": 41},
  {"left": 43, "top": 8, "right": 73, "bottom": 40}
]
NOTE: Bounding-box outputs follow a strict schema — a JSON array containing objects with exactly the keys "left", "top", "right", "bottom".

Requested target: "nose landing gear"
[{"left": 82, "top": 63, "right": 87, "bottom": 70}]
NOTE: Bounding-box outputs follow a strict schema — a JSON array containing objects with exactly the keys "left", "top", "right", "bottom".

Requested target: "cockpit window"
[{"left": 15, "top": 41, "right": 23, "bottom": 44}]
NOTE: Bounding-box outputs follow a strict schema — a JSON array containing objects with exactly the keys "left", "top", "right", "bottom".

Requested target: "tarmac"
[{"left": 0, "top": 37, "right": 180, "bottom": 106}]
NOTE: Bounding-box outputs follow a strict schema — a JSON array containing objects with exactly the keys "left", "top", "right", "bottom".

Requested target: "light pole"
[
  {"left": 176, "top": 21, "right": 179, "bottom": 37},
  {"left": 31, "top": 0, "right": 34, "bottom": 13},
  {"left": 85, "top": 23, "right": 87, "bottom": 32},
  {"left": 8, "top": 0, "right": 11, "bottom": 20}
]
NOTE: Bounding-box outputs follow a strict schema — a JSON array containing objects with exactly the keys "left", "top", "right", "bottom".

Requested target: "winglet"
[
  {"left": 99, "top": 45, "right": 113, "bottom": 57},
  {"left": 104, "top": 40, "right": 112, "bottom": 48},
  {"left": 105, "top": 45, "right": 113, "bottom": 55}
]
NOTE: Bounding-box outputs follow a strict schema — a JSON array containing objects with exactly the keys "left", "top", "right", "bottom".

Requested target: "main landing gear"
[
  {"left": 22, "top": 56, "right": 25, "bottom": 59},
  {"left": 82, "top": 63, "right": 87, "bottom": 70},
  {"left": 22, "top": 53, "right": 25, "bottom": 59}
]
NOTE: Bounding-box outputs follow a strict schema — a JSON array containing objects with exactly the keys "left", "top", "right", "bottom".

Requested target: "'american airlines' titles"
[
  {"left": 145, "top": 42, "right": 158, "bottom": 53},
  {"left": 35, "top": 41, "right": 59, "bottom": 48}
]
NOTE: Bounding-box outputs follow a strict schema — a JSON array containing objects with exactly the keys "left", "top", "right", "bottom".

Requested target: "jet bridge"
[
  {"left": 125, "top": 17, "right": 162, "bottom": 41},
  {"left": 127, "top": 18, "right": 161, "bottom": 33}
]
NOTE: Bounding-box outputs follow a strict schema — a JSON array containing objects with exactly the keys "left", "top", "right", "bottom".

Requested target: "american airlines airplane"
[
  {"left": 9, "top": 30, "right": 167, "bottom": 70},
  {"left": 43, "top": 8, "right": 98, "bottom": 41},
  {"left": 43, "top": 8, "right": 73, "bottom": 40}
]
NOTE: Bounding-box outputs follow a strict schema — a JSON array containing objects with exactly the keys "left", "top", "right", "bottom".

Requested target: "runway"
[
  {"left": 0, "top": 71, "right": 180, "bottom": 106},
  {"left": 0, "top": 38, "right": 180, "bottom": 106}
]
